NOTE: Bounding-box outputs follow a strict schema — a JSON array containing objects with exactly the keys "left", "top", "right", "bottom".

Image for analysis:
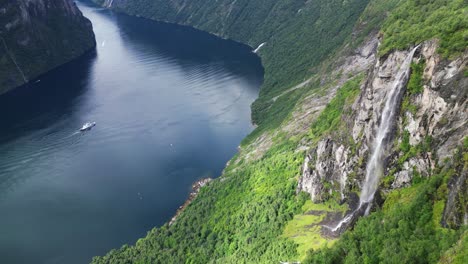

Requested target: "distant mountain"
[{"left": 0, "top": 0, "right": 96, "bottom": 94}]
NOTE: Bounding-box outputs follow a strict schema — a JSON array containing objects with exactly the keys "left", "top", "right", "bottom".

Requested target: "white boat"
[{"left": 80, "top": 122, "right": 96, "bottom": 131}]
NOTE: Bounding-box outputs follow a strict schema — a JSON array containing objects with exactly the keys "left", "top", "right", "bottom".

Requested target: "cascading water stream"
[
  {"left": 104, "top": 0, "right": 115, "bottom": 8},
  {"left": 327, "top": 46, "right": 419, "bottom": 233},
  {"left": 360, "top": 46, "right": 419, "bottom": 209}
]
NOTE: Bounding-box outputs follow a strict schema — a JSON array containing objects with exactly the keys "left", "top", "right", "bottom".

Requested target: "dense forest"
[{"left": 91, "top": 0, "right": 467, "bottom": 263}]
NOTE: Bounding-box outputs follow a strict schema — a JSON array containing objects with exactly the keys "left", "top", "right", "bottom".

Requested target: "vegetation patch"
[
  {"left": 395, "top": 130, "right": 433, "bottom": 169},
  {"left": 304, "top": 174, "right": 462, "bottom": 263},
  {"left": 308, "top": 76, "right": 362, "bottom": 143},
  {"left": 439, "top": 230, "right": 468, "bottom": 264},
  {"left": 244, "top": 84, "right": 310, "bottom": 146},
  {"left": 401, "top": 95, "right": 418, "bottom": 116},
  {"left": 283, "top": 199, "right": 348, "bottom": 261},
  {"left": 379, "top": 0, "right": 468, "bottom": 57},
  {"left": 407, "top": 60, "right": 425, "bottom": 95},
  {"left": 349, "top": 0, "right": 400, "bottom": 49}
]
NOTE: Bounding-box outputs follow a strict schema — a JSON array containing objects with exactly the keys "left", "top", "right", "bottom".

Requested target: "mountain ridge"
[{"left": 90, "top": 0, "right": 467, "bottom": 263}]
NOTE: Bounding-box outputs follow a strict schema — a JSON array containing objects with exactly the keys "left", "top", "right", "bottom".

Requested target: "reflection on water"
[{"left": 0, "top": 1, "right": 263, "bottom": 263}]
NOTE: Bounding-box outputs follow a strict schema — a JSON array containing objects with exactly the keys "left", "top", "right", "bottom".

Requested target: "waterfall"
[
  {"left": 103, "top": 0, "right": 115, "bottom": 8},
  {"left": 359, "top": 45, "right": 419, "bottom": 209},
  {"left": 1, "top": 36, "right": 28, "bottom": 83},
  {"left": 253, "top": 42, "right": 266, "bottom": 53},
  {"left": 328, "top": 46, "right": 419, "bottom": 233}
]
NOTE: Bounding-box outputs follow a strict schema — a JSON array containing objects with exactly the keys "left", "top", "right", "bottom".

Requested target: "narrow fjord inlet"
[
  {"left": 1, "top": 0, "right": 466, "bottom": 263},
  {"left": 0, "top": 1, "right": 263, "bottom": 263}
]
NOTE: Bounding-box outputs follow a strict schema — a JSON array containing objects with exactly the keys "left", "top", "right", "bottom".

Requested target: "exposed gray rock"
[
  {"left": 442, "top": 163, "right": 467, "bottom": 228},
  {"left": 298, "top": 38, "right": 467, "bottom": 218},
  {"left": 392, "top": 170, "right": 411, "bottom": 188},
  {"left": 298, "top": 138, "right": 354, "bottom": 202}
]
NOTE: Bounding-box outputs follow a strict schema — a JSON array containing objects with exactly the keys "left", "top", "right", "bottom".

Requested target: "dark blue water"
[{"left": 0, "top": 1, "right": 263, "bottom": 263}]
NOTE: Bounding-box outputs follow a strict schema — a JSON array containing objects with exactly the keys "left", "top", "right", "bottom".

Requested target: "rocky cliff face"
[
  {"left": 0, "top": 0, "right": 96, "bottom": 94},
  {"left": 297, "top": 39, "right": 467, "bottom": 228}
]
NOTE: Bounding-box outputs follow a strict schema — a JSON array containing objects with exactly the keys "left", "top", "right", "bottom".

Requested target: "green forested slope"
[
  {"left": 97, "top": 0, "right": 371, "bottom": 125},
  {"left": 304, "top": 145, "right": 468, "bottom": 263},
  {"left": 92, "top": 0, "right": 467, "bottom": 263},
  {"left": 93, "top": 139, "right": 306, "bottom": 263},
  {"left": 379, "top": 0, "right": 467, "bottom": 57}
]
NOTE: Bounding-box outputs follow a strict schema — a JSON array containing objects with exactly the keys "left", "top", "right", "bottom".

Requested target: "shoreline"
[{"left": 169, "top": 178, "right": 212, "bottom": 226}]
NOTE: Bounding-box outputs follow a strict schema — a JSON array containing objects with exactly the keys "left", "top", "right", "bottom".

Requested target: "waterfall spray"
[{"left": 328, "top": 46, "right": 420, "bottom": 233}]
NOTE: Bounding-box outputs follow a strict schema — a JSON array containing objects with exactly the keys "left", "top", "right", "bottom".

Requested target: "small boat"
[{"left": 80, "top": 122, "right": 96, "bottom": 132}]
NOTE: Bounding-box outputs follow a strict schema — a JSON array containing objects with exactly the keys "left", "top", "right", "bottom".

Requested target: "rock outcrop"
[
  {"left": 298, "top": 39, "right": 467, "bottom": 226},
  {"left": 0, "top": 0, "right": 96, "bottom": 94}
]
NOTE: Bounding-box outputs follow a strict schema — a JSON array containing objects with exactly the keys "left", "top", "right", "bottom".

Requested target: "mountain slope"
[
  {"left": 91, "top": 0, "right": 467, "bottom": 263},
  {"left": 95, "top": 0, "right": 371, "bottom": 126},
  {"left": 0, "top": 0, "right": 96, "bottom": 94}
]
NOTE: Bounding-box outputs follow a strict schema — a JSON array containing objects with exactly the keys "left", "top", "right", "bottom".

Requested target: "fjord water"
[{"left": 0, "top": 1, "right": 262, "bottom": 263}]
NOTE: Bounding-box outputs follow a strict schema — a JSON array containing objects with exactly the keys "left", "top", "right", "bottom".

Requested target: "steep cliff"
[
  {"left": 299, "top": 41, "right": 466, "bottom": 201},
  {"left": 0, "top": 0, "right": 96, "bottom": 94},
  {"left": 298, "top": 40, "right": 467, "bottom": 235},
  {"left": 91, "top": 0, "right": 467, "bottom": 263}
]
